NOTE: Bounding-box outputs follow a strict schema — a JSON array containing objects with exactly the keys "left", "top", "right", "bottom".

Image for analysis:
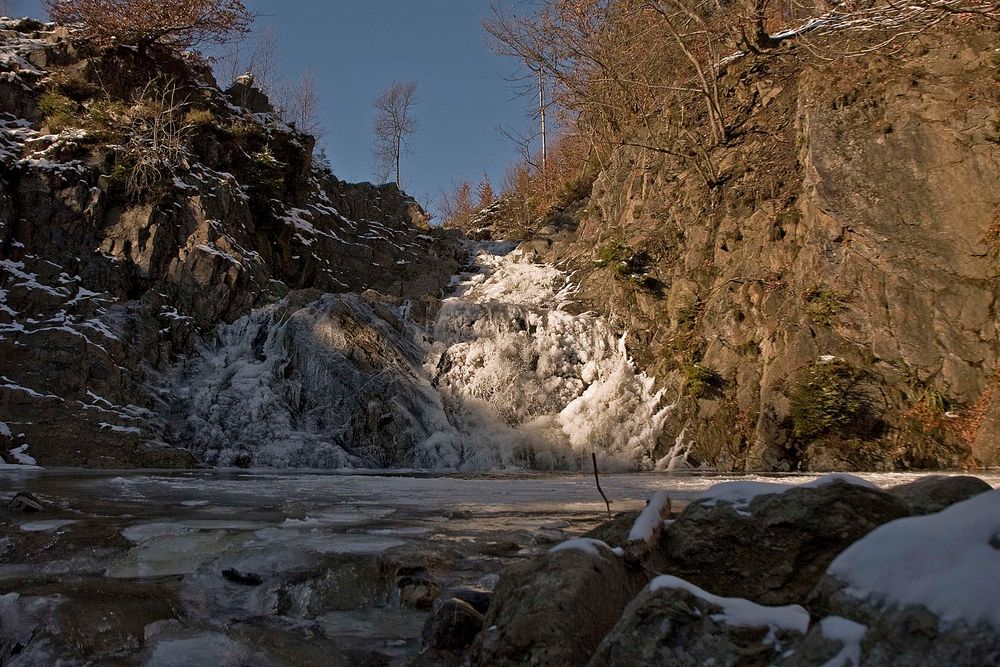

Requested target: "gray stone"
[
  {"left": 658, "top": 481, "right": 910, "bottom": 605},
  {"left": 887, "top": 475, "right": 992, "bottom": 515},
  {"left": 580, "top": 511, "right": 641, "bottom": 549},
  {"left": 471, "top": 542, "right": 647, "bottom": 666}
]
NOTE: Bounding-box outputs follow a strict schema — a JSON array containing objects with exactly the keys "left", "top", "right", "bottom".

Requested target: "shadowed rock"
[{"left": 658, "top": 481, "right": 910, "bottom": 606}]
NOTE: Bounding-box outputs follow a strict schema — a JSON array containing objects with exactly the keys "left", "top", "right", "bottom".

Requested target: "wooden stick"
[{"left": 592, "top": 452, "right": 611, "bottom": 520}]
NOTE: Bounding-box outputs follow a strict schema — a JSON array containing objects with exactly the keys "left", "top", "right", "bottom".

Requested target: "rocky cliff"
[
  {"left": 521, "top": 24, "right": 1000, "bottom": 471},
  {"left": 0, "top": 18, "right": 463, "bottom": 467}
]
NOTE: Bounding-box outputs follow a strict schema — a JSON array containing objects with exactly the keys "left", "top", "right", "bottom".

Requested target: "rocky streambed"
[{"left": 1, "top": 469, "right": 998, "bottom": 665}]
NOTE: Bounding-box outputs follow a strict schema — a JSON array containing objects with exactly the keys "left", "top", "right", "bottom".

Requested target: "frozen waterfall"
[{"left": 165, "top": 243, "right": 680, "bottom": 470}]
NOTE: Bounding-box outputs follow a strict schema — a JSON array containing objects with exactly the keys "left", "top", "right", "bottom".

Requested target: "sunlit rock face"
[{"left": 166, "top": 245, "right": 678, "bottom": 471}]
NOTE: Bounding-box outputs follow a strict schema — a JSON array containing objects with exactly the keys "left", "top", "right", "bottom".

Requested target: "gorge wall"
[
  {"left": 0, "top": 18, "right": 463, "bottom": 467},
  {"left": 517, "top": 24, "right": 1000, "bottom": 471}
]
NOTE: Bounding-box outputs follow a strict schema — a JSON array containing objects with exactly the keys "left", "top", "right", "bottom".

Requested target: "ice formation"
[{"left": 165, "top": 244, "right": 675, "bottom": 471}]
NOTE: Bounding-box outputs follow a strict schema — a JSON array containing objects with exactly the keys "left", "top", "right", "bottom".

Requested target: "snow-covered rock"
[
  {"left": 657, "top": 478, "right": 909, "bottom": 606},
  {"left": 590, "top": 576, "right": 809, "bottom": 666},
  {"left": 806, "top": 489, "right": 1000, "bottom": 666}
]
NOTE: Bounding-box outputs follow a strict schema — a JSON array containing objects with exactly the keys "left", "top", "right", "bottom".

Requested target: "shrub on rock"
[{"left": 44, "top": 0, "right": 252, "bottom": 52}]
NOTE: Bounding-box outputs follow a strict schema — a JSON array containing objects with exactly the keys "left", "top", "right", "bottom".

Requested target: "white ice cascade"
[{"left": 166, "top": 243, "right": 678, "bottom": 470}]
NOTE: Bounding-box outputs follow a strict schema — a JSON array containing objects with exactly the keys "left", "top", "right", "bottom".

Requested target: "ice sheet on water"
[{"left": 20, "top": 520, "right": 76, "bottom": 532}]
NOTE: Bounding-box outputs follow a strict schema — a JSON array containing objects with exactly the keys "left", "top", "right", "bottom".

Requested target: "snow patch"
[
  {"left": 650, "top": 575, "right": 809, "bottom": 645},
  {"left": 550, "top": 537, "right": 623, "bottom": 558},
  {"left": 694, "top": 474, "right": 877, "bottom": 508},
  {"left": 627, "top": 491, "right": 670, "bottom": 542},
  {"left": 827, "top": 489, "right": 1000, "bottom": 630},
  {"left": 816, "top": 616, "right": 867, "bottom": 667},
  {"left": 9, "top": 444, "right": 36, "bottom": 465}
]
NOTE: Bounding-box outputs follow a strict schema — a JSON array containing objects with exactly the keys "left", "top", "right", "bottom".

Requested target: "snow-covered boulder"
[
  {"left": 805, "top": 489, "right": 1000, "bottom": 666},
  {"left": 657, "top": 476, "right": 910, "bottom": 605},
  {"left": 886, "top": 474, "right": 992, "bottom": 516},
  {"left": 589, "top": 575, "right": 809, "bottom": 667},
  {"left": 471, "top": 538, "right": 647, "bottom": 666}
]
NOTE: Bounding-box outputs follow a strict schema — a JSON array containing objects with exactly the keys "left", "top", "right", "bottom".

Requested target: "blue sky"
[{"left": 10, "top": 0, "right": 536, "bottom": 215}]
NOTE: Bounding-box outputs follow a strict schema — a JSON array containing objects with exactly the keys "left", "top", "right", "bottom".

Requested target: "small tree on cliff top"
[{"left": 44, "top": 0, "right": 252, "bottom": 51}]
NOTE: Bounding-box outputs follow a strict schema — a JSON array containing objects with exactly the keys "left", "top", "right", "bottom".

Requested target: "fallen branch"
[{"left": 592, "top": 452, "right": 611, "bottom": 520}]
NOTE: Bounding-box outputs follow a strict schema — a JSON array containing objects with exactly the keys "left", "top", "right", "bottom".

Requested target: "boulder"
[
  {"left": 804, "top": 489, "right": 1000, "bottom": 666},
  {"left": 887, "top": 475, "right": 992, "bottom": 515},
  {"left": 658, "top": 479, "right": 910, "bottom": 605},
  {"left": 422, "top": 598, "right": 484, "bottom": 652},
  {"left": 443, "top": 587, "right": 492, "bottom": 615},
  {"left": 397, "top": 566, "right": 441, "bottom": 610},
  {"left": 471, "top": 539, "right": 647, "bottom": 666},
  {"left": 579, "top": 511, "right": 641, "bottom": 549},
  {"left": 7, "top": 491, "right": 44, "bottom": 513},
  {"left": 590, "top": 576, "right": 809, "bottom": 667},
  {"left": 226, "top": 76, "right": 274, "bottom": 113}
]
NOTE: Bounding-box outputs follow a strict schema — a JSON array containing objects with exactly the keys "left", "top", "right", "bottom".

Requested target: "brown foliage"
[
  {"left": 441, "top": 180, "right": 476, "bottom": 230},
  {"left": 499, "top": 131, "right": 598, "bottom": 232},
  {"left": 484, "top": 0, "right": 997, "bottom": 190},
  {"left": 476, "top": 174, "right": 495, "bottom": 210},
  {"left": 45, "top": 0, "right": 252, "bottom": 50}
]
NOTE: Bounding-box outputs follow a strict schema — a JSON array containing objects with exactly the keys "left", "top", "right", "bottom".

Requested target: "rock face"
[
  {"left": 886, "top": 474, "right": 992, "bottom": 515},
  {"left": 590, "top": 577, "right": 808, "bottom": 667},
  {"left": 0, "top": 20, "right": 462, "bottom": 466},
  {"left": 657, "top": 480, "right": 909, "bottom": 605},
  {"left": 527, "top": 23, "right": 1000, "bottom": 471},
  {"left": 471, "top": 540, "right": 647, "bottom": 667}
]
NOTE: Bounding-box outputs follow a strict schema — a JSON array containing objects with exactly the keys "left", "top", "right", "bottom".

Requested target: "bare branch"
[{"left": 371, "top": 81, "right": 418, "bottom": 188}]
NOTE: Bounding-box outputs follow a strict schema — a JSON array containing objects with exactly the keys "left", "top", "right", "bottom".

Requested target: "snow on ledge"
[
  {"left": 694, "top": 473, "right": 877, "bottom": 509},
  {"left": 649, "top": 575, "right": 809, "bottom": 644},
  {"left": 9, "top": 444, "right": 36, "bottom": 466},
  {"left": 628, "top": 491, "right": 670, "bottom": 542},
  {"left": 827, "top": 489, "right": 1000, "bottom": 630},
  {"left": 550, "top": 538, "right": 624, "bottom": 558}
]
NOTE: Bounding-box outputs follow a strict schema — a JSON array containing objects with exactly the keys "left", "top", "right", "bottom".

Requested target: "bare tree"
[
  {"left": 0, "top": 1, "right": 13, "bottom": 18},
  {"left": 279, "top": 68, "right": 325, "bottom": 140},
  {"left": 372, "top": 81, "right": 418, "bottom": 187},
  {"left": 44, "top": 0, "right": 252, "bottom": 51}
]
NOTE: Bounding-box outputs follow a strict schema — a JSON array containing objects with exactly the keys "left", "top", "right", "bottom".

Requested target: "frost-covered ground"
[{"left": 164, "top": 244, "right": 677, "bottom": 471}]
